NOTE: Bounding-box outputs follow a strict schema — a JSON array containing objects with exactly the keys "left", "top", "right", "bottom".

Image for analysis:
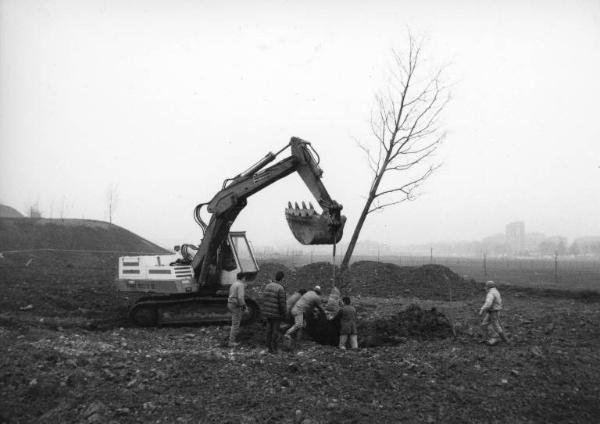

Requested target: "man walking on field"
[{"left": 479, "top": 280, "right": 508, "bottom": 345}]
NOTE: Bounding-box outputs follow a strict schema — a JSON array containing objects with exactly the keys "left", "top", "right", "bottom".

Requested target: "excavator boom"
[{"left": 191, "top": 137, "right": 346, "bottom": 286}]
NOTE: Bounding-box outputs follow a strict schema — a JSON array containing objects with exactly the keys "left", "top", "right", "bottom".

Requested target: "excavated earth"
[{"left": 1, "top": 251, "right": 600, "bottom": 423}]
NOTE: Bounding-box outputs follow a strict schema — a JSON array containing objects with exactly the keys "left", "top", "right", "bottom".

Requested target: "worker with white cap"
[
  {"left": 479, "top": 280, "right": 508, "bottom": 345},
  {"left": 284, "top": 285, "right": 325, "bottom": 341}
]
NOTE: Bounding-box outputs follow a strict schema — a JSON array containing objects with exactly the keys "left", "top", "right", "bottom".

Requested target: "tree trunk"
[
  {"left": 340, "top": 151, "right": 390, "bottom": 271},
  {"left": 340, "top": 193, "right": 375, "bottom": 271}
]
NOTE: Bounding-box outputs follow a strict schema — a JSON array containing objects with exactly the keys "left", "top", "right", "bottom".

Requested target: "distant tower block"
[{"left": 506, "top": 221, "right": 525, "bottom": 255}]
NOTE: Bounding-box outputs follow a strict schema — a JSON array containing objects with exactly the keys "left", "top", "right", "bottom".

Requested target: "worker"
[
  {"left": 339, "top": 296, "right": 358, "bottom": 349},
  {"left": 262, "top": 271, "right": 287, "bottom": 353},
  {"left": 170, "top": 244, "right": 198, "bottom": 265},
  {"left": 479, "top": 280, "right": 508, "bottom": 345},
  {"left": 227, "top": 272, "right": 247, "bottom": 348},
  {"left": 286, "top": 288, "right": 307, "bottom": 319},
  {"left": 284, "top": 285, "right": 325, "bottom": 341}
]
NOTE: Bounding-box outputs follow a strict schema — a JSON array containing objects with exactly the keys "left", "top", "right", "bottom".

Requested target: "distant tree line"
[{"left": 411, "top": 236, "right": 600, "bottom": 258}]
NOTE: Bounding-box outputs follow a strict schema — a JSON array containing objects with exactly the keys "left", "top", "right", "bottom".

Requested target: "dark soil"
[
  {"left": 304, "top": 304, "right": 453, "bottom": 347},
  {"left": 2, "top": 251, "right": 600, "bottom": 423}
]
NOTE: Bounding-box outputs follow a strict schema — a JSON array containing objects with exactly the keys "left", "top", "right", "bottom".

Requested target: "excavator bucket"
[{"left": 285, "top": 201, "right": 346, "bottom": 245}]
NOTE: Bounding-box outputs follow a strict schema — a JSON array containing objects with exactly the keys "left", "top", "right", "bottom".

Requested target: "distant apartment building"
[{"left": 505, "top": 221, "right": 525, "bottom": 255}]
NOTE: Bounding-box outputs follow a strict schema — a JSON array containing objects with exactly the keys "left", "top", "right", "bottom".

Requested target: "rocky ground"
[{"left": 1, "top": 252, "right": 600, "bottom": 423}]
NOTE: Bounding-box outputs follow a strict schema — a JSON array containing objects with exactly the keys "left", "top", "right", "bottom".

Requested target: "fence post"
[
  {"left": 430, "top": 247, "right": 433, "bottom": 264},
  {"left": 483, "top": 252, "right": 487, "bottom": 277},
  {"left": 554, "top": 252, "right": 559, "bottom": 283}
]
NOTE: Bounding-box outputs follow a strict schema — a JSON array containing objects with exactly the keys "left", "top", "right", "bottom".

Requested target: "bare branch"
[
  {"left": 354, "top": 137, "right": 380, "bottom": 177},
  {"left": 368, "top": 198, "right": 408, "bottom": 214},
  {"left": 374, "top": 164, "right": 439, "bottom": 200}
]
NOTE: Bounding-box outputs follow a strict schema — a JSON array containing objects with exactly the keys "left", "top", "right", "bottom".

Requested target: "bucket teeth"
[{"left": 285, "top": 201, "right": 316, "bottom": 216}]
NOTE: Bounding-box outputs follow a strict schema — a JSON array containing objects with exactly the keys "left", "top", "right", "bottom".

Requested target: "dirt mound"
[
  {"left": 255, "top": 261, "right": 292, "bottom": 284},
  {"left": 254, "top": 261, "right": 336, "bottom": 294},
  {"left": 0, "top": 217, "right": 167, "bottom": 253},
  {"left": 304, "top": 304, "right": 453, "bottom": 347},
  {"left": 346, "top": 261, "right": 480, "bottom": 300},
  {"left": 254, "top": 260, "right": 480, "bottom": 301}
]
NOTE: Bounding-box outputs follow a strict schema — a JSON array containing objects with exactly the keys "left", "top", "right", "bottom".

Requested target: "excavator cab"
[{"left": 216, "top": 232, "right": 259, "bottom": 286}]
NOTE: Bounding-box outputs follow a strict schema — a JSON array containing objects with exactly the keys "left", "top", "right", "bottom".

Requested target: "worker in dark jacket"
[{"left": 262, "top": 271, "right": 287, "bottom": 353}]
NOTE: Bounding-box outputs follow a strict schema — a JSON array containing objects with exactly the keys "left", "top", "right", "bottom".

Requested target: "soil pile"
[
  {"left": 304, "top": 304, "right": 453, "bottom": 347},
  {"left": 255, "top": 262, "right": 291, "bottom": 284},
  {"left": 348, "top": 261, "right": 481, "bottom": 300},
  {"left": 256, "top": 260, "right": 481, "bottom": 301}
]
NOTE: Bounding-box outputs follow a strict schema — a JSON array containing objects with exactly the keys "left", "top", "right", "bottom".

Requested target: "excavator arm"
[{"left": 191, "top": 137, "right": 346, "bottom": 286}]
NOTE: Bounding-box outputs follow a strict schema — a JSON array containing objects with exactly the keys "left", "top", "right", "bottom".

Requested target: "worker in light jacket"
[
  {"left": 262, "top": 271, "right": 287, "bottom": 353},
  {"left": 286, "top": 289, "right": 307, "bottom": 319},
  {"left": 285, "top": 286, "right": 325, "bottom": 341},
  {"left": 479, "top": 280, "right": 508, "bottom": 345},
  {"left": 227, "top": 272, "right": 247, "bottom": 347}
]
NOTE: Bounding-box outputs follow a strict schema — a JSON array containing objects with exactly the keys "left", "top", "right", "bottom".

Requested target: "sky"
[{"left": 1, "top": 0, "right": 599, "bottom": 251}]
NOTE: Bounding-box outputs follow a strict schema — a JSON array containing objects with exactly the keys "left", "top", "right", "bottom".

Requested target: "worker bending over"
[
  {"left": 479, "top": 280, "right": 508, "bottom": 345},
  {"left": 286, "top": 289, "right": 307, "bottom": 320},
  {"left": 285, "top": 285, "right": 325, "bottom": 341}
]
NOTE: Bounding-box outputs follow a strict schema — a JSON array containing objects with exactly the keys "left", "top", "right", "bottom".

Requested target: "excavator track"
[{"left": 129, "top": 295, "right": 260, "bottom": 327}]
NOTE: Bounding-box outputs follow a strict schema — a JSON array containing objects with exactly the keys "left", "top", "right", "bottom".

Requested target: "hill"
[
  {"left": 0, "top": 204, "right": 24, "bottom": 218},
  {"left": 0, "top": 217, "right": 168, "bottom": 253}
]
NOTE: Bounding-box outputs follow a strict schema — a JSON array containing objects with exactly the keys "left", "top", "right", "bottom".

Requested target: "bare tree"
[
  {"left": 340, "top": 35, "right": 450, "bottom": 271},
  {"left": 106, "top": 183, "right": 119, "bottom": 225}
]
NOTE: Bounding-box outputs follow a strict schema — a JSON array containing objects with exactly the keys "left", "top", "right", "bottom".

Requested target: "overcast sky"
[{"left": 1, "top": 0, "right": 599, "bottom": 251}]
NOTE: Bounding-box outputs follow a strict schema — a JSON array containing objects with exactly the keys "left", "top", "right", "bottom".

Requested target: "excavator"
[{"left": 116, "top": 137, "right": 346, "bottom": 326}]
